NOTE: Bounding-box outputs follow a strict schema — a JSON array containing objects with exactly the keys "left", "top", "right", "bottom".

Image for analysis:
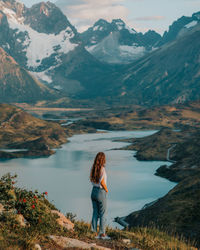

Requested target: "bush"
[{"left": 0, "top": 173, "right": 58, "bottom": 233}]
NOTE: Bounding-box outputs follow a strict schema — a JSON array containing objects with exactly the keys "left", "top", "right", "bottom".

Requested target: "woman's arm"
[{"left": 100, "top": 178, "right": 108, "bottom": 193}]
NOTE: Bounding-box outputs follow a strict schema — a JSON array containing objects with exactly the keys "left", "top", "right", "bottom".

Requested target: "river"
[{"left": 0, "top": 130, "right": 175, "bottom": 227}]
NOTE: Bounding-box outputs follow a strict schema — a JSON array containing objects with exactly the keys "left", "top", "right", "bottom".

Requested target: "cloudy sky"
[{"left": 20, "top": 0, "right": 200, "bottom": 34}]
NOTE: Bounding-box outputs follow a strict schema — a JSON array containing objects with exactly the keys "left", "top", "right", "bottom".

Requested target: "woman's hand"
[{"left": 100, "top": 178, "right": 108, "bottom": 193}]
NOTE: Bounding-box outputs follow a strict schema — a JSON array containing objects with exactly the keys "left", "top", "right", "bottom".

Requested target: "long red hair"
[{"left": 90, "top": 152, "right": 106, "bottom": 184}]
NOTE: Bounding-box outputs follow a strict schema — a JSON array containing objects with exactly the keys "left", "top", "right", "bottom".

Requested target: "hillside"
[
  {"left": 110, "top": 25, "right": 200, "bottom": 106},
  {"left": 0, "top": 47, "right": 57, "bottom": 103},
  {"left": 125, "top": 172, "right": 200, "bottom": 247},
  {"left": 0, "top": 104, "right": 66, "bottom": 158},
  {"left": 76, "top": 100, "right": 200, "bottom": 130}
]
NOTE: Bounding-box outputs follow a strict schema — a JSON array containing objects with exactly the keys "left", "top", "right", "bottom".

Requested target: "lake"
[{"left": 0, "top": 130, "right": 175, "bottom": 227}]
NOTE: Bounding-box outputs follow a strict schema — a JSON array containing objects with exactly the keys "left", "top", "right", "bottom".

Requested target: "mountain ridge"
[
  {"left": 80, "top": 18, "right": 161, "bottom": 64},
  {"left": 0, "top": 0, "right": 200, "bottom": 106}
]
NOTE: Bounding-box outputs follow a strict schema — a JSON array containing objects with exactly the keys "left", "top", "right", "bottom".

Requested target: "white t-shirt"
[{"left": 92, "top": 167, "right": 107, "bottom": 189}]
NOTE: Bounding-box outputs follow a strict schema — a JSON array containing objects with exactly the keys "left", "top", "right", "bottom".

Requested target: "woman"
[{"left": 90, "top": 152, "right": 110, "bottom": 239}]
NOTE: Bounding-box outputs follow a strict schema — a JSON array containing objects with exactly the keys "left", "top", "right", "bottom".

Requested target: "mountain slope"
[
  {"left": 0, "top": 47, "right": 57, "bottom": 103},
  {"left": 112, "top": 24, "right": 200, "bottom": 105}
]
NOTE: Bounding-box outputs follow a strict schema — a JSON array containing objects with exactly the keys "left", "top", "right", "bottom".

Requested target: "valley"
[
  {"left": 0, "top": 100, "right": 200, "bottom": 247},
  {"left": 0, "top": 0, "right": 200, "bottom": 248}
]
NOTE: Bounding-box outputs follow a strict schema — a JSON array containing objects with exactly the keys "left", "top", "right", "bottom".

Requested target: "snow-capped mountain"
[
  {"left": 1, "top": 0, "right": 200, "bottom": 106},
  {"left": 159, "top": 11, "right": 200, "bottom": 46},
  {"left": 0, "top": 0, "right": 117, "bottom": 98},
  {"left": 0, "top": 0, "right": 82, "bottom": 90},
  {"left": 80, "top": 19, "right": 161, "bottom": 64}
]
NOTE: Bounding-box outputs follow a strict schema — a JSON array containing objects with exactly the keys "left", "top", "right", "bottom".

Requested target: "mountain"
[
  {"left": 160, "top": 11, "right": 200, "bottom": 46},
  {"left": 80, "top": 19, "right": 161, "bottom": 64},
  {"left": 1, "top": 0, "right": 200, "bottom": 106},
  {"left": 0, "top": 0, "right": 80, "bottom": 71},
  {"left": 0, "top": 0, "right": 116, "bottom": 98},
  {"left": 109, "top": 22, "right": 200, "bottom": 106},
  {"left": 0, "top": 47, "right": 56, "bottom": 103},
  {"left": 0, "top": 0, "right": 79, "bottom": 89}
]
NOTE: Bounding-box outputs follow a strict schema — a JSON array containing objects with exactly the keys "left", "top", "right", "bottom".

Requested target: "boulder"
[
  {"left": 50, "top": 236, "right": 111, "bottom": 250},
  {"left": 15, "top": 214, "right": 26, "bottom": 227},
  {"left": 0, "top": 203, "right": 4, "bottom": 213},
  {"left": 51, "top": 210, "right": 74, "bottom": 231},
  {"left": 34, "top": 244, "right": 42, "bottom": 250}
]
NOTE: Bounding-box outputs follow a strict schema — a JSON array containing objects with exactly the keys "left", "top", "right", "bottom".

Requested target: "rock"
[
  {"left": 51, "top": 210, "right": 74, "bottom": 231},
  {"left": 34, "top": 244, "right": 42, "bottom": 250},
  {"left": 0, "top": 203, "right": 4, "bottom": 213},
  {"left": 50, "top": 236, "right": 111, "bottom": 250},
  {"left": 122, "top": 239, "right": 131, "bottom": 244},
  {"left": 15, "top": 214, "right": 26, "bottom": 227}
]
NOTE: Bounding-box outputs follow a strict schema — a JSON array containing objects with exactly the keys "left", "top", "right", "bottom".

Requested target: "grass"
[{"left": 0, "top": 174, "right": 198, "bottom": 250}]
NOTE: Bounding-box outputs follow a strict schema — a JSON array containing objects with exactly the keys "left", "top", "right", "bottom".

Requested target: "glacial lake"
[{"left": 0, "top": 130, "right": 175, "bottom": 227}]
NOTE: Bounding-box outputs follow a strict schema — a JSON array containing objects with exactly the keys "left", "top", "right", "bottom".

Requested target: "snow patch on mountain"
[
  {"left": 125, "top": 25, "right": 137, "bottom": 34},
  {"left": 115, "top": 20, "right": 124, "bottom": 30},
  {"left": 86, "top": 44, "right": 97, "bottom": 52},
  {"left": 1, "top": 4, "right": 24, "bottom": 24},
  {"left": 30, "top": 71, "right": 53, "bottom": 84},
  {"left": 53, "top": 85, "right": 63, "bottom": 90},
  {"left": 185, "top": 21, "right": 198, "bottom": 29},
  {"left": 93, "top": 25, "right": 104, "bottom": 31},
  {"left": 119, "top": 45, "right": 145, "bottom": 58}
]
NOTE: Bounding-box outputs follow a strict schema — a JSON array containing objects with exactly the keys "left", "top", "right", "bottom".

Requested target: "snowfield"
[
  {"left": 1, "top": 4, "right": 78, "bottom": 69},
  {"left": 185, "top": 21, "right": 198, "bottom": 29}
]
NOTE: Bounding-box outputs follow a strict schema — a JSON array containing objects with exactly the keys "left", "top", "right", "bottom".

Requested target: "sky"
[{"left": 20, "top": 0, "right": 200, "bottom": 35}]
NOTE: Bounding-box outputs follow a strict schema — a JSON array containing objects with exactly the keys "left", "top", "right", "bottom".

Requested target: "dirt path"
[{"left": 167, "top": 144, "right": 177, "bottom": 163}]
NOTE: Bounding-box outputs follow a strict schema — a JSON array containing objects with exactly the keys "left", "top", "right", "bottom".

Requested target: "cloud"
[
  {"left": 133, "top": 16, "right": 166, "bottom": 21},
  {"left": 56, "top": 0, "right": 129, "bottom": 32}
]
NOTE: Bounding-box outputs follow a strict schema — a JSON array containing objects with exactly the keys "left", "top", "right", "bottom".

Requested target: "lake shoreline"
[{"left": 0, "top": 130, "right": 175, "bottom": 229}]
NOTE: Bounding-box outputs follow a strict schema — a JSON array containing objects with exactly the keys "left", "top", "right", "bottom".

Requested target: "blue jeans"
[{"left": 91, "top": 186, "right": 107, "bottom": 235}]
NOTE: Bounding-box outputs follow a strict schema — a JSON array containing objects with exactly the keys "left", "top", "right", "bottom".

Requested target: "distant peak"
[
  {"left": 112, "top": 19, "right": 125, "bottom": 24},
  {"left": 193, "top": 11, "right": 200, "bottom": 20},
  {"left": 94, "top": 19, "right": 110, "bottom": 26},
  {"left": 31, "top": 1, "right": 58, "bottom": 10}
]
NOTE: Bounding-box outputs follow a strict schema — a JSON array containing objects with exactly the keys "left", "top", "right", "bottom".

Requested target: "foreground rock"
[
  {"left": 51, "top": 210, "right": 74, "bottom": 231},
  {"left": 0, "top": 203, "right": 4, "bottom": 213},
  {"left": 15, "top": 214, "right": 27, "bottom": 227},
  {"left": 50, "top": 236, "right": 111, "bottom": 250}
]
